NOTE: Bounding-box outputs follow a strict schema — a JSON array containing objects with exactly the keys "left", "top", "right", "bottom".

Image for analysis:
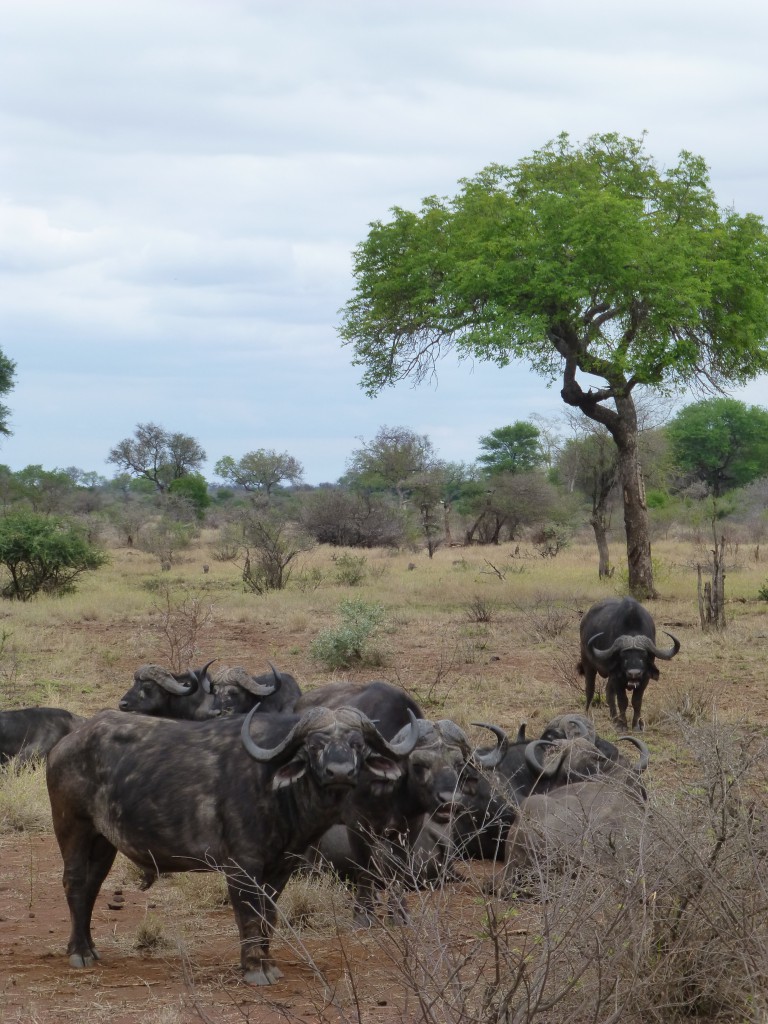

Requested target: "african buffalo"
[
  {"left": 307, "top": 717, "right": 507, "bottom": 925},
  {"left": 210, "top": 663, "right": 302, "bottom": 716},
  {"left": 0, "top": 707, "right": 85, "bottom": 765},
  {"left": 579, "top": 597, "right": 680, "bottom": 730},
  {"left": 46, "top": 705, "right": 418, "bottom": 985},
  {"left": 503, "top": 736, "right": 650, "bottom": 886},
  {"left": 118, "top": 661, "right": 217, "bottom": 720},
  {"left": 294, "top": 680, "right": 424, "bottom": 736}
]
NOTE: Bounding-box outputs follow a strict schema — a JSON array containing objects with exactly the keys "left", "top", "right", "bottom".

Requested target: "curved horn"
[
  {"left": 434, "top": 719, "right": 471, "bottom": 753},
  {"left": 525, "top": 739, "right": 564, "bottom": 780},
  {"left": 617, "top": 735, "right": 650, "bottom": 773},
  {"left": 649, "top": 632, "right": 681, "bottom": 661},
  {"left": 239, "top": 670, "right": 278, "bottom": 697},
  {"left": 241, "top": 705, "right": 305, "bottom": 763},
  {"left": 135, "top": 665, "right": 197, "bottom": 696},
  {"left": 588, "top": 632, "right": 629, "bottom": 662},
  {"left": 364, "top": 709, "right": 420, "bottom": 757},
  {"left": 470, "top": 722, "right": 509, "bottom": 769},
  {"left": 193, "top": 659, "right": 217, "bottom": 694},
  {"left": 515, "top": 721, "right": 527, "bottom": 744},
  {"left": 559, "top": 714, "right": 594, "bottom": 740}
]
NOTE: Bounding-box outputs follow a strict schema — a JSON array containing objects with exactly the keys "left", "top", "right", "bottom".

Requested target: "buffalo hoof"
[
  {"left": 243, "top": 963, "right": 284, "bottom": 986},
  {"left": 68, "top": 951, "right": 98, "bottom": 968}
]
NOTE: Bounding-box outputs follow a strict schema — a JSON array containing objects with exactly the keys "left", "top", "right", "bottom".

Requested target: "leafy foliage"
[
  {"left": 214, "top": 449, "right": 304, "bottom": 495},
  {"left": 477, "top": 421, "right": 544, "bottom": 475},
  {"left": 667, "top": 398, "right": 768, "bottom": 497},
  {"left": 0, "top": 510, "right": 107, "bottom": 600},
  {"left": 310, "top": 599, "right": 386, "bottom": 669}
]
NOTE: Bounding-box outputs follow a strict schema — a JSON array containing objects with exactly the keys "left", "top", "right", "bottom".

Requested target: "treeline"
[{"left": 0, "top": 397, "right": 766, "bottom": 600}]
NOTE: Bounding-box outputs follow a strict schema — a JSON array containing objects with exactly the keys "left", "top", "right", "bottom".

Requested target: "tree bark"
[
  {"left": 560, "top": 362, "right": 657, "bottom": 599},
  {"left": 590, "top": 511, "right": 612, "bottom": 578}
]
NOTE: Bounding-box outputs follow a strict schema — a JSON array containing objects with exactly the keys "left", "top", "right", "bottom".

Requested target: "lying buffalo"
[
  {"left": 578, "top": 597, "right": 680, "bottom": 730},
  {"left": 46, "top": 705, "right": 418, "bottom": 985},
  {"left": 118, "top": 661, "right": 217, "bottom": 720},
  {"left": 210, "top": 663, "right": 302, "bottom": 715}
]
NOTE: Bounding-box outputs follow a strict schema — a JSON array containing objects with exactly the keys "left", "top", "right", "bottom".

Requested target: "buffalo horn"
[
  {"left": 650, "top": 632, "right": 681, "bottom": 660},
  {"left": 240, "top": 706, "right": 307, "bottom": 763},
  {"left": 364, "top": 709, "right": 420, "bottom": 757},
  {"left": 470, "top": 722, "right": 509, "bottom": 769},
  {"left": 194, "top": 660, "right": 217, "bottom": 695},
  {"left": 136, "top": 665, "right": 197, "bottom": 696},
  {"left": 525, "top": 739, "right": 564, "bottom": 780},
  {"left": 617, "top": 735, "right": 650, "bottom": 773}
]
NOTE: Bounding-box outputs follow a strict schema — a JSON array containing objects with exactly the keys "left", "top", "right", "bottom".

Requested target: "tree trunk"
[
  {"left": 614, "top": 399, "right": 657, "bottom": 599},
  {"left": 590, "top": 512, "right": 612, "bottom": 578},
  {"left": 560, "top": 368, "right": 656, "bottom": 598}
]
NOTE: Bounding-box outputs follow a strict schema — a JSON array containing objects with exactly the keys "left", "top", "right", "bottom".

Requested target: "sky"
[{"left": 1, "top": 0, "right": 767, "bottom": 486}]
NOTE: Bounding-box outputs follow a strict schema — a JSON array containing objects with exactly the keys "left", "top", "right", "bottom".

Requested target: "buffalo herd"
[{"left": 0, "top": 596, "right": 681, "bottom": 986}]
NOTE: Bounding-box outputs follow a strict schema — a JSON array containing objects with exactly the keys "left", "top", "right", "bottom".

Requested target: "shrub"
[
  {"left": 310, "top": 599, "right": 387, "bottom": 669},
  {"left": 0, "top": 510, "right": 107, "bottom": 600},
  {"left": 332, "top": 552, "right": 368, "bottom": 586}
]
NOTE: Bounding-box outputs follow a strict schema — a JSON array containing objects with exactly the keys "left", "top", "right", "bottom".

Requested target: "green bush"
[
  {"left": 333, "top": 552, "right": 368, "bottom": 586},
  {"left": 310, "top": 599, "right": 387, "bottom": 669},
  {"left": 0, "top": 510, "right": 107, "bottom": 600}
]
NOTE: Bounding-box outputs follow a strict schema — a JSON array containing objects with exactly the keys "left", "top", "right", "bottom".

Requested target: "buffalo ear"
[
  {"left": 649, "top": 665, "right": 660, "bottom": 680},
  {"left": 271, "top": 760, "right": 307, "bottom": 789},
  {"left": 365, "top": 755, "right": 404, "bottom": 781}
]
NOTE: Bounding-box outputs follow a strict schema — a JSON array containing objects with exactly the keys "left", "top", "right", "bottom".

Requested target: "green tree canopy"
[
  {"left": 667, "top": 398, "right": 768, "bottom": 497},
  {"left": 214, "top": 449, "right": 304, "bottom": 496},
  {"left": 478, "top": 422, "right": 544, "bottom": 475},
  {"left": 339, "top": 132, "right": 768, "bottom": 597}
]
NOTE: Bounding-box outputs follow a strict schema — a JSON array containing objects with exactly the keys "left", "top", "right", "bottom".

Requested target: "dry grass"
[{"left": 3, "top": 531, "right": 768, "bottom": 1021}]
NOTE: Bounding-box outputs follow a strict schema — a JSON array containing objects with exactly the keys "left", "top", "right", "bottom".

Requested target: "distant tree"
[
  {"left": 0, "top": 349, "right": 16, "bottom": 440},
  {"left": 345, "top": 425, "right": 439, "bottom": 505},
  {"left": 478, "top": 422, "right": 544, "bottom": 476},
  {"left": 340, "top": 132, "right": 768, "bottom": 598},
  {"left": 0, "top": 510, "right": 107, "bottom": 600},
  {"left": 107, "top": 422, "right": 205, "bottom": 493},
  {"left": 464, "top": 471, "right": 560, "bottom": 545},
  {"left": 558, "top": 431, "right": 619, "bottom": 578},
  {"left": 213, "top": 449, "right": 303, "bottom": 496},
  {"left": 11, "top": 465, "right": 76, "bottom": 514},
  {"left": 300, "top": 488, "right": 407, "bottom": 548},
  {"left": 168, "top": 473, "right": 211, "bottom": 520},
  {"left": 667, "top": 398, "right": 768, "bottom": 498}
]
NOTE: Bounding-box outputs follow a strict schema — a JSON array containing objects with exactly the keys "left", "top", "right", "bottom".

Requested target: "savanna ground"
[{"left": 1, "top": 531, "right": 768, "bottom": 1023}]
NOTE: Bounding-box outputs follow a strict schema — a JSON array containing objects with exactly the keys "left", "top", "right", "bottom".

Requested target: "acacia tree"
[
  {"left": 345, "top": 425, "right": 439, "bottom": 506},
  {"left": 214, "top": 449, "right": 303, "bottom": 496},
  {"left": 339, "top": 133, "right": 768, "bottom": 598},
  {"left": 108, "top": 422, "right": 206, "bottom": 493}
]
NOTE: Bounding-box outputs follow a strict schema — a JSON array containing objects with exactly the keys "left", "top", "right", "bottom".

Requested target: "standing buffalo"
[
  {"left": 0, "top": 707, "right": 85, "bottom": 765},
  {"left": 118, "top": 661, "right": 217, "bottom": 720},
  {"left": 294, "top": 680, "right": 424, "bottom": 736},
  {"left": 578, "top": 597, "right": 680, "bottom": 730},
  {"left": 46, "top": 705, "right": 419, "bottom": 986},
  {"left": 210, "top": 663, "right": 302, "bottom": 716}
]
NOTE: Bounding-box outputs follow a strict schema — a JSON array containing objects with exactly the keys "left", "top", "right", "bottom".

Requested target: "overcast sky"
[{"left": 1, "top": 0, "right": 767, "bottom": 485}]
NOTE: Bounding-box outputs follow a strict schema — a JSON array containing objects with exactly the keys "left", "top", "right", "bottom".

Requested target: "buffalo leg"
[
  {"left": 226, "top": 867, "right": 287, "bottom": 986},
  {"left": 62, "top": 832, "right": 118, "bottom": 968},
  {"left": 584, "top": 666, "right": 598, "bottom": 714},
  {"left": 609, "top": 681, "right": 629, "bottom": 730},
  {"left": 630, "top": 687, "right": 646, "bottom": 731}
]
